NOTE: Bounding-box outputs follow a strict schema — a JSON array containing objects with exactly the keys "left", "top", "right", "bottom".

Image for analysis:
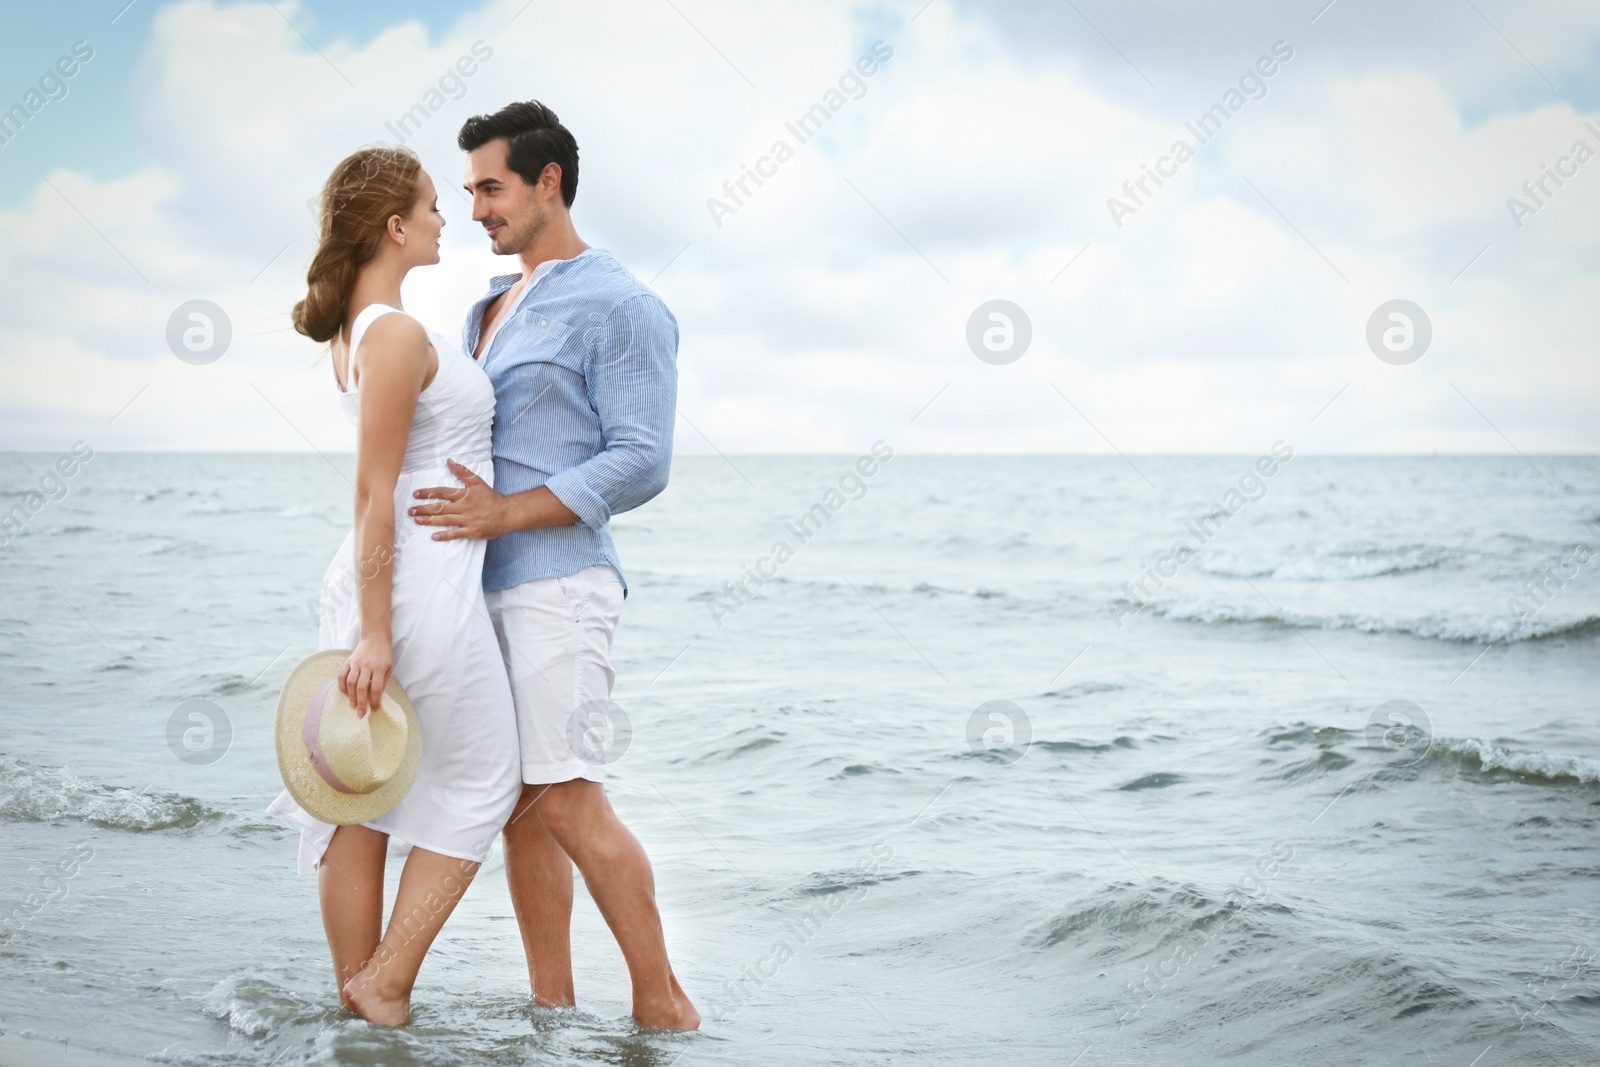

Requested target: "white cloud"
[{"left": 0, "top": 0, "right": 1596, "bottom": 455}]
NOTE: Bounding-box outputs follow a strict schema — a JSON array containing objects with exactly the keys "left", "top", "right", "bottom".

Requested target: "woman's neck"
[{"left": 345, "top": 261, "right": 408, "bottom": 338}]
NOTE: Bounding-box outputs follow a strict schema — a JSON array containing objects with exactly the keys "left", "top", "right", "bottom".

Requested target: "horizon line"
[{"left": 1, "top": 449, "right": 1596, "bottom": 458}]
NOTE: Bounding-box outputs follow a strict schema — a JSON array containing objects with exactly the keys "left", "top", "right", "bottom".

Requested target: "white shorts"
[{"left": 485, "top": 564, "right": 625, "bottom": 785}]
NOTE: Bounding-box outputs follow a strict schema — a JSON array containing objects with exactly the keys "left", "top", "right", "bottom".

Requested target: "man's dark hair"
[{"left": 458, "top": 100, "right": 579, "bottom": 207}]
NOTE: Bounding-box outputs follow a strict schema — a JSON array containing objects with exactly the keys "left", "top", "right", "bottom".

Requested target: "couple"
[{"left": 265, "top": 100, "right": 698, "bottom": 1031}]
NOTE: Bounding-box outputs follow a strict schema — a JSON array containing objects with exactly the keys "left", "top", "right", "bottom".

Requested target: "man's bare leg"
[
  {"left": 533, "top": 779, "right": 698, "bottom": 1029},
  {"left": 503, "top": 782, "right": 577, "bottom": 1006}
]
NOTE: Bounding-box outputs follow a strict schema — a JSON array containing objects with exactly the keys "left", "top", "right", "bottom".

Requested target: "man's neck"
[{"left": 517, "top": 220, "right": 590, "bottom": 281}]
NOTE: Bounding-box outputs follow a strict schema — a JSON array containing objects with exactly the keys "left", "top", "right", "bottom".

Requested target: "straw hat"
[{"left": 274, "top": 649, "right": 422, "bottom": 825}]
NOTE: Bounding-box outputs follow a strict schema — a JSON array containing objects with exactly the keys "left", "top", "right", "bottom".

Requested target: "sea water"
[{"left": 1, "top": 452, "right": 1596, "bottom": 1066}]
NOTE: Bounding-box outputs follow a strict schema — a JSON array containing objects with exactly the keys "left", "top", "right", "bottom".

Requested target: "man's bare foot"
[
  {"left": 670, "top": 974, "right": 700, "bottom": 1031},
  {"left": 672, "top": 990, "right": 702, "bottom": 1031},
  {"left": 632, "top": 981, "right": 700, "bottom": 1030},
  {"left": 342, "top": 969, "right": 411, "bottom": 1027}
]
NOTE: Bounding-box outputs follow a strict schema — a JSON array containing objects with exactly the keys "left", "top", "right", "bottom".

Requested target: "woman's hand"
[{"left": 339, "top": 634, "right": 393, "bottom": 717}]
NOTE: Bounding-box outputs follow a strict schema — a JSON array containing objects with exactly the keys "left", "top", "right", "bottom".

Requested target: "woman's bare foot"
[{"left": 342, "top": 969, "right": 411, "bottom": 1027}]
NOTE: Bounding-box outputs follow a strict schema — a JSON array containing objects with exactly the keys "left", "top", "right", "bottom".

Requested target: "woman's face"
[{"left": 403, "top": 170, "right": 445, "bottom": 266}]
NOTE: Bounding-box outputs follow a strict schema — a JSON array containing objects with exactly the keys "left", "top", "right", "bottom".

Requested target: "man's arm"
[
  {"left": 541, "top": 293, "right": 677, "bottom": 527},
  {"left": 411, "top": 293, "right": 677, "bottom": 541}
]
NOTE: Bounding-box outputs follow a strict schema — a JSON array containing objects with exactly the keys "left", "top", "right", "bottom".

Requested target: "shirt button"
[{"left": 540, "top": 319, "right": 548, "bottom": 326}]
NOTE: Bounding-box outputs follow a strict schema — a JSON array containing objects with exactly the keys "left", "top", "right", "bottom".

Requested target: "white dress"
[{"left": 266, "top": 304, "right": 522, "bottom": 875}]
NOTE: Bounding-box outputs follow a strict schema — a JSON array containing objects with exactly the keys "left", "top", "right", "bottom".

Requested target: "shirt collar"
[{"left": 485, "top": 247, "right": 599, "bottom": 298}]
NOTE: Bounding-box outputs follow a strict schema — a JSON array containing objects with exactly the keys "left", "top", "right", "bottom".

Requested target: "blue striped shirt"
[{"left": 462, "top": 248, "right": 677, "bottom": 595}]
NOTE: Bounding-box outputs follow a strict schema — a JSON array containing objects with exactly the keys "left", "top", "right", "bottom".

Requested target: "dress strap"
[{"left": 343, "top": 304, "right": 408, "bottom": 389}]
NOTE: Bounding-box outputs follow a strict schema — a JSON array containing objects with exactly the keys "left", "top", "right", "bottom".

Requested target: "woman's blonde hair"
[{"left": 292, "top": 146, "right": 423, "bottom": 343}]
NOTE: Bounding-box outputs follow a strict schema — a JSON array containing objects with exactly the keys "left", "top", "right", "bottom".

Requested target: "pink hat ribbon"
[{"left": 302, "top": 679, "right": 359, "bottom": 794}]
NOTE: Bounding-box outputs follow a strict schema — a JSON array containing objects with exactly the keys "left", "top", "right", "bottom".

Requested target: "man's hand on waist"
[{"left": 411, "top": 458, "right": 579, "bottom": 540}]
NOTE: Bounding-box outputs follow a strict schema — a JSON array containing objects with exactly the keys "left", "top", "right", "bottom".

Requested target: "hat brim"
[{"left": 274, "top": 649, "right": 422, "bottom": 826}]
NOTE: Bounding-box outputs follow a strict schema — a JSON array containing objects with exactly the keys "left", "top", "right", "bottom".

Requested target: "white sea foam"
[
  {"left": 1441, "top": 738, "right": 1600, "bottom": 784},
  {"left": 1197, "top": 542, "right": 1453, "bottom": 582},
  {"left": 0, "top": 756, "right": 216, "bottom": 832},
  {"left": 198, "top": 977, "right": 287, "bottom": 1037},
  {"left": 1144, "top": 597, "right": 1599, "bottom": 644}
]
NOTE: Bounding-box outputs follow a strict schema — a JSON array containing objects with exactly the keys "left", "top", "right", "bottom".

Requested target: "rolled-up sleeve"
[{"left": 543, "top": 293, "right": 678, "bottom": 529}]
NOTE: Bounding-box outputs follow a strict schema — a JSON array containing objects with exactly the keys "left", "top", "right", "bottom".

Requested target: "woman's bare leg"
[
  {"left": 343, "top": 846, "right": 480, "bottom": 1026},
  {"left": 318, "top": 824, "right": 388, "bottom": 1010}
]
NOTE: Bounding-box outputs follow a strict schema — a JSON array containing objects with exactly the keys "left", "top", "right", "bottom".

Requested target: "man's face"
[{"left": 463, "top": 138, "right": 547, "bottom": 255}]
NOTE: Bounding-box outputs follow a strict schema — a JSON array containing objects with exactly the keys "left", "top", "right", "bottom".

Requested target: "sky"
[{"left": 0, "top": 0, "right": 1596, "bottom": 455}]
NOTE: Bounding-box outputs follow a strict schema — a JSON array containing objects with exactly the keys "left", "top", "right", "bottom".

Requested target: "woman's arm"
[{"left": 340, "top": 314, "right": 432, "bottom": 715}]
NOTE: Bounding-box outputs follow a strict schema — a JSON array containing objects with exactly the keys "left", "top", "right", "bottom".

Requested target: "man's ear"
[{"left": 540, "top": 162, "right": 563, "bottom": 198}]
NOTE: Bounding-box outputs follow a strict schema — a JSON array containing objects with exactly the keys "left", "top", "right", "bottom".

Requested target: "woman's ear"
[{"left": 387, "top": 213, "right": 407, "bottom": 246}]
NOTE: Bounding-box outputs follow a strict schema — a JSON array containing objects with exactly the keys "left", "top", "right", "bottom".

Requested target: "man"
[{"left": 410, "top": 100, "right": 697, "bottom": 1031}]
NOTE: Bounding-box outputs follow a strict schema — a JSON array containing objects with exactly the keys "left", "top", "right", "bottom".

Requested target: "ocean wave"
[
  {"left": 1434, "top": 738, "right": 1600, "bottom": 785},
  {"left": 183, "top": 502, "right": 274, "bottom": 516},
  {"left": 830, "top": 760, "right": 907, "bottom": 779},
  {"left": 1138, "top": 597, "right": 1600, "bottom": 644},
  {"left": 908, "top": 585, "right": 1004, "bottom": 601},
  {"left": 200, "top": 977, "right": 281, "bottom": 1038},
  {"left": 910, "top": 581, "right": 1008, "bottom": 599},
  {"left": 197, "top": 975, "right": 325, "bottom": 1039},
  {"left": 689, "top": 726, "right": 786, "bottom": 763},
  {"left": 1032, "top": 739, "right": 1122, "bottom": 754},
  {"left": 1260, "top": 723, "right": 1599, "bottom": 787},
  {"left": 1267, "top": 749, "right": 1355, "bottom": 781},
  {"left": 1038, "top": 875, "right": 1479, "bottom": 1038},
  {"left": 0, "top": 756, "right": 225, "bottom": 832},
  {"left": 1041, "top": 681, "right": 1123, "bottom": 701},
  {"left": 1197, "top": 542, "right": 1453, "bottom": 582},
  {"left": 1118, "top": 772, "right": 1185, "bottom": 791},
  {"left": 1037, "top": 878, "right": 1292, "bottom": 959},
  {"left": 276, "top": 504, "right": 341, "bottom": 524},
  {"left": 141, "top": 538, "right": 215, "bottom": 557},
  {"left": 195, "top": 671, "right": 261, "bottom": 698},
  {"left": 108, "top": 530, "right": 214, "bottom": 557}
]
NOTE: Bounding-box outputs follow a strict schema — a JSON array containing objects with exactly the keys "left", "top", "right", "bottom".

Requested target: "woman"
[{"left": 266, "top": 146, "right": 521, "bottom": 1026}]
